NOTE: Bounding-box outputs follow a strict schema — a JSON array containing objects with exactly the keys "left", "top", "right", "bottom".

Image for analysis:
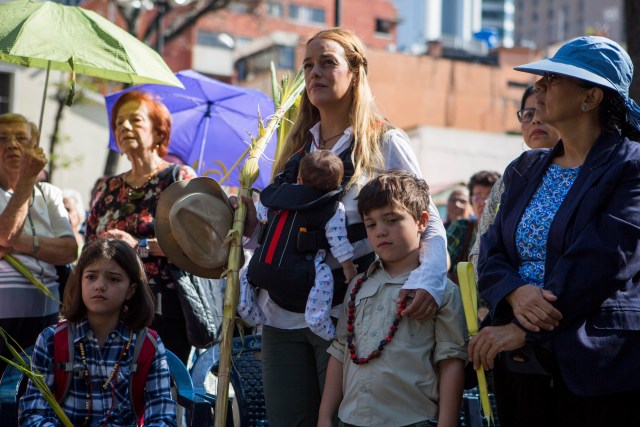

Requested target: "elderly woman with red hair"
[{"left": 86, "top": 90, "right": 197, "bottom": 361}]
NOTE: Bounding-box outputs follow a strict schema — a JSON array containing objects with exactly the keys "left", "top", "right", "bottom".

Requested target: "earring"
[
  {"left": 123, "top": 304, "right": 129, "bottom": 315},
  {"left": 581, "top": 105, "right": 588, "bottom": 111}
]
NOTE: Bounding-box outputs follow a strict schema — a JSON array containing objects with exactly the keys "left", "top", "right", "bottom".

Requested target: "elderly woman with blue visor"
[{"left": 469, "top": 36, "right": 640, "bottom": 427}]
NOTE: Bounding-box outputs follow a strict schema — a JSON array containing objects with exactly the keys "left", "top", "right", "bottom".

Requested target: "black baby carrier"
[
  {"left": 247, "top": 141, "right": 370, "bottom": 312},
  {"left": 247, "top": 183, "right": 341, "bottom": 312}
]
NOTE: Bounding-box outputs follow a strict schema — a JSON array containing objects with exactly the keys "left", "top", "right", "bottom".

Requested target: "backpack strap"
[
  {"left": 129, "top": 328, "right": 159, "bottom": 425},
  {"left": 53, "top": 320, "right": 75, "bottom": 403}
]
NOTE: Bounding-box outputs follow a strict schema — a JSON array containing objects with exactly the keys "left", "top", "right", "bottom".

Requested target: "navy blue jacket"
[{"left": 478, "top": 130, "right": 640, "bottom": 397}]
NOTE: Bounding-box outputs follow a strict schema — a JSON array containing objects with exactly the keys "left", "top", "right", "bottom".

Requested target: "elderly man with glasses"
[{"left": 0, "top": 113, "right": 77, "bottom": 375}]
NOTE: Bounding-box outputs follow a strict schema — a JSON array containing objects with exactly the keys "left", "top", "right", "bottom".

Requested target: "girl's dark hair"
[
  {"left": 577, "top": 81, "right": 640, "bottom": 141},
  {"left": 520, "top": 86, "right": 536, "bottom": 110},
  {"left": 357, "top": 170, "right": 430, "bottom": 220},
  {"left": 61, "top": 239, "right": 155, "bottom": 330}
]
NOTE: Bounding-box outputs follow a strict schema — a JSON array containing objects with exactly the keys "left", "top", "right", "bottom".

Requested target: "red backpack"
[{"left": 53, "top": 320, "right": 158, "bottom": 426}]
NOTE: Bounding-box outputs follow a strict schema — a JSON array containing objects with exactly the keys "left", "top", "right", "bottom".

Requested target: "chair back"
[
  {"left": 191, "top": 334, "right": 268, "bottom": 426},
  {"left": 165, "top": 349, "right": 214, "bottom": 426},
  {"left": 0, "top": 348, "right": 32, "bottom": 427}
]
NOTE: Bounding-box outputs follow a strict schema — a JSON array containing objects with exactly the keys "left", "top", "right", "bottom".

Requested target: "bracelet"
[
  {"left": 137, "top": 238, "right": 149, "bottom": 258},
  {"left": 32, "top": 234, "right": 40, "bottom": 254}
]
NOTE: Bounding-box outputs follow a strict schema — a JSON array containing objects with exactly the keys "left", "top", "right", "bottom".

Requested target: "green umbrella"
[{"left": 0, "top": 0, "right": 183, "bottom": 133}]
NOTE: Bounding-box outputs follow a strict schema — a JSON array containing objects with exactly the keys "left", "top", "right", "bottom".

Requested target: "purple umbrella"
[{"left": 105, "top": 69, "right": 276, "bottom": 189}]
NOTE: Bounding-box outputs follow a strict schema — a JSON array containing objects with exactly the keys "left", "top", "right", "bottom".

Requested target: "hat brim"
[
  {"left": 156, "top": 177, "right": 235, "bottom": 279},
  {"left": 514, "top": 58, "right": 615, "bottom": 91}
]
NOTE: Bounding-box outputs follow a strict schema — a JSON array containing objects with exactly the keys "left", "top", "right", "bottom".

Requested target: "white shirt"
[{"left": 0, "top": 183, "right": 74, "bottom": 318}]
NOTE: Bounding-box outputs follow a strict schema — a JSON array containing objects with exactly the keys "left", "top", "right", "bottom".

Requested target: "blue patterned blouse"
[{"left": 515, "top": 164, "right": 581, "bottom": 286}]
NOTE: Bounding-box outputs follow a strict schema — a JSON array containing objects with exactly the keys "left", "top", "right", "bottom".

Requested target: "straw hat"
[{"left": 156, "top": 177, "right": 234, "bottom": 279}]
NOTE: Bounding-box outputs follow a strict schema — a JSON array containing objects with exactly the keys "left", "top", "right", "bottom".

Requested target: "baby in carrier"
[{"left": 238, "top": 150, "right": 357, "bottom": 339}]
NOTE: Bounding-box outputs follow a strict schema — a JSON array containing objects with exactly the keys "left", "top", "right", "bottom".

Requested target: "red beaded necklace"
[
  {"left": 79, "top": 329, "right": 134, "bottom": 427},
  {"left": 346, "top": 274, "right": 406, "bottom": 364}
]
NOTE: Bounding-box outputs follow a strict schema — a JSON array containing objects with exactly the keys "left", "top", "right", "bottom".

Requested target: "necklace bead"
[
  {"left": 78, "top": 329, "right": 134, "bottom": 427},
  {"left": 346, "top": 275, "right": 406, "bottom": 364}
]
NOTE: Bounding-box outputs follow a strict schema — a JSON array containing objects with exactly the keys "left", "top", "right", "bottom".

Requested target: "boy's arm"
[
  {"left": 318, "top": 356, "right": 344, "bottom": 427},
  {"left": 433, "top": 283, "right": 469, "bottom": 427},
  {"left": 437, "top": 358, "right": 465, "bottom": 427}
]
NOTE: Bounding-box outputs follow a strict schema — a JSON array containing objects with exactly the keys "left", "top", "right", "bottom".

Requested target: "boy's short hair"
[
  {"left": 357, "top": 170, "right": 430, "bottom": 220},
  {"left": 298, "top": 150, "right": 344, "bottom": 192}
]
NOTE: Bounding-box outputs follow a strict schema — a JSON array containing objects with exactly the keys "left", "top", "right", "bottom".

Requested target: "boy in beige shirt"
[{"left": 319, "top": 171, "right": 468, "bottom": 427}]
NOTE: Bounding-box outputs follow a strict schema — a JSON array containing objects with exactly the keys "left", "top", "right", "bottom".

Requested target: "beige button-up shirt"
[{"left": 328, "top": 261, "right": 468, "bottom": 426}]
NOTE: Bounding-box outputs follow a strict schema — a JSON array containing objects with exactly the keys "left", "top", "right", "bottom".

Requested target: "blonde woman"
[{"left": 240, "top": 28, "right": 448, "bottom": 425}]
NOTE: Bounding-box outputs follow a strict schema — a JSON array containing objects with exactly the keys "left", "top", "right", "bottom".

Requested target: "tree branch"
[{"left": 163, "top": 0, "right": 232, "bottom": 44}]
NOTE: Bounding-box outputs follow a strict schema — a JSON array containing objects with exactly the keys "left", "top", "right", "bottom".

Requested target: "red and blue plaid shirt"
[{"left": 19, "top": 320, "right": 177, "bottom": 427}]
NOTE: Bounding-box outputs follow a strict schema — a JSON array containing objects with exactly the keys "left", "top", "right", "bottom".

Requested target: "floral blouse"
[
  {"left": 515, "top": 164, "right": 581, "bottom": 286},
  {"left": 85, "top": 164, "right": 196, "bottom": 289}
]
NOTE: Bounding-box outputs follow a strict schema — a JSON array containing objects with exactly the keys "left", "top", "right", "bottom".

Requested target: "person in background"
[
  {"left": 85, "top": 90, "right": 197, "bottom": 363},
  {"left": 446, "top": 170, "right": 500, "bottom": 284},
  {"left": 468, "top": 86, "right": 561, "bottom": 271},
  {"left": 444, "top": 184, "right": 472, "bottom": 229},
  {"left": 236, "top": 27, "right": 448, "bottom": 425},
  {"left": 471, "top": 36, "right": 640, "bottom": 427},
  {"left": 319, "top": 171, "right": 467, "bottom": 427},
  {"left": 62, "top": 188, "right": 86, "bottom": 252},
  {"left": 0, "top": 113, "right": 77, "bottom": 376}
]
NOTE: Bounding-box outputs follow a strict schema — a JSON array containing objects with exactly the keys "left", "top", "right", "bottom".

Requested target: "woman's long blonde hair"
[{"left": 272, "top": 27, "right": 389, "bottom": 189}]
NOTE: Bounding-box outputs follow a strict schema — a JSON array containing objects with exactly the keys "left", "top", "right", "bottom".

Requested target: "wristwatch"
[{"left": 137, "top": 238, "right": 149, "bottom": 259}]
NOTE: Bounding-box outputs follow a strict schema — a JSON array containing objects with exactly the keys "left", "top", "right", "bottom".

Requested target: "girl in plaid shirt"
[{"left": 19, "top": 239, "right": 177, "bottom": 427}]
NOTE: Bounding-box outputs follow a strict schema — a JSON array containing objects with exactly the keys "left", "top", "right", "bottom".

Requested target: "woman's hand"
[
  {"left": 398, "top": 289, "right": 438, "bottom": 321},
  {"left": 468, "top": 323, "right": 526, "bottom": 370},
  {"left": 99, "top": 229, "right": 137, "bottom": 248},
  {"left": 229, "top": 195, "right": 258, "bottom": 237},
  {"left": 506, "top": 284, "right": 562, "bottom": 332}
]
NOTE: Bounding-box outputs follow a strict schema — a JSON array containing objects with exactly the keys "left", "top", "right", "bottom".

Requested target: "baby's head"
[{"left": 297, "top": 150, "right": 344, "bottom": 192}]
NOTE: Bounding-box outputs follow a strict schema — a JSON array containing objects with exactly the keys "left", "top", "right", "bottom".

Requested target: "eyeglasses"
[
  {"left": 0, "top": 134, "right": 30, "bottom": 145},
  {"left": 517, "top": 107, "right": 536, "bottom": 123}
]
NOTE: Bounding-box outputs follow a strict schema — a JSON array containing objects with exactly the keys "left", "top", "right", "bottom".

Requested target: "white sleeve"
[
  {"left": 326, "top": 202, "right": 354, "bottom": 263},
  {"left": 256, "top": 201, "right": 269, "bottom": 223},
  {"left": 382, "top": 129, "right": 447, "bottom": 306}
]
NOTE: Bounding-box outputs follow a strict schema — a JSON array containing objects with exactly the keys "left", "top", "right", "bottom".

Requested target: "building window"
[
  {"left": 196, "top": 30, "right": 234, "bottom": 49},
  {"left": 229, "top": 3, "right": 250, "bottom": 13},
  {"left": 0, "top": 72, "right": 9, "bottom": 115},
  {"left": 375, "top": 18, "right": 393, "bottom": 35},
  {"left": 288, "top": 4, "right": 325, "bottom": 25},
  {"left": 278, "top": 46, "right": 295, "bottom": 70},
  {"left": 267, "top": 2, "right": 283, "bottom": 18}
]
